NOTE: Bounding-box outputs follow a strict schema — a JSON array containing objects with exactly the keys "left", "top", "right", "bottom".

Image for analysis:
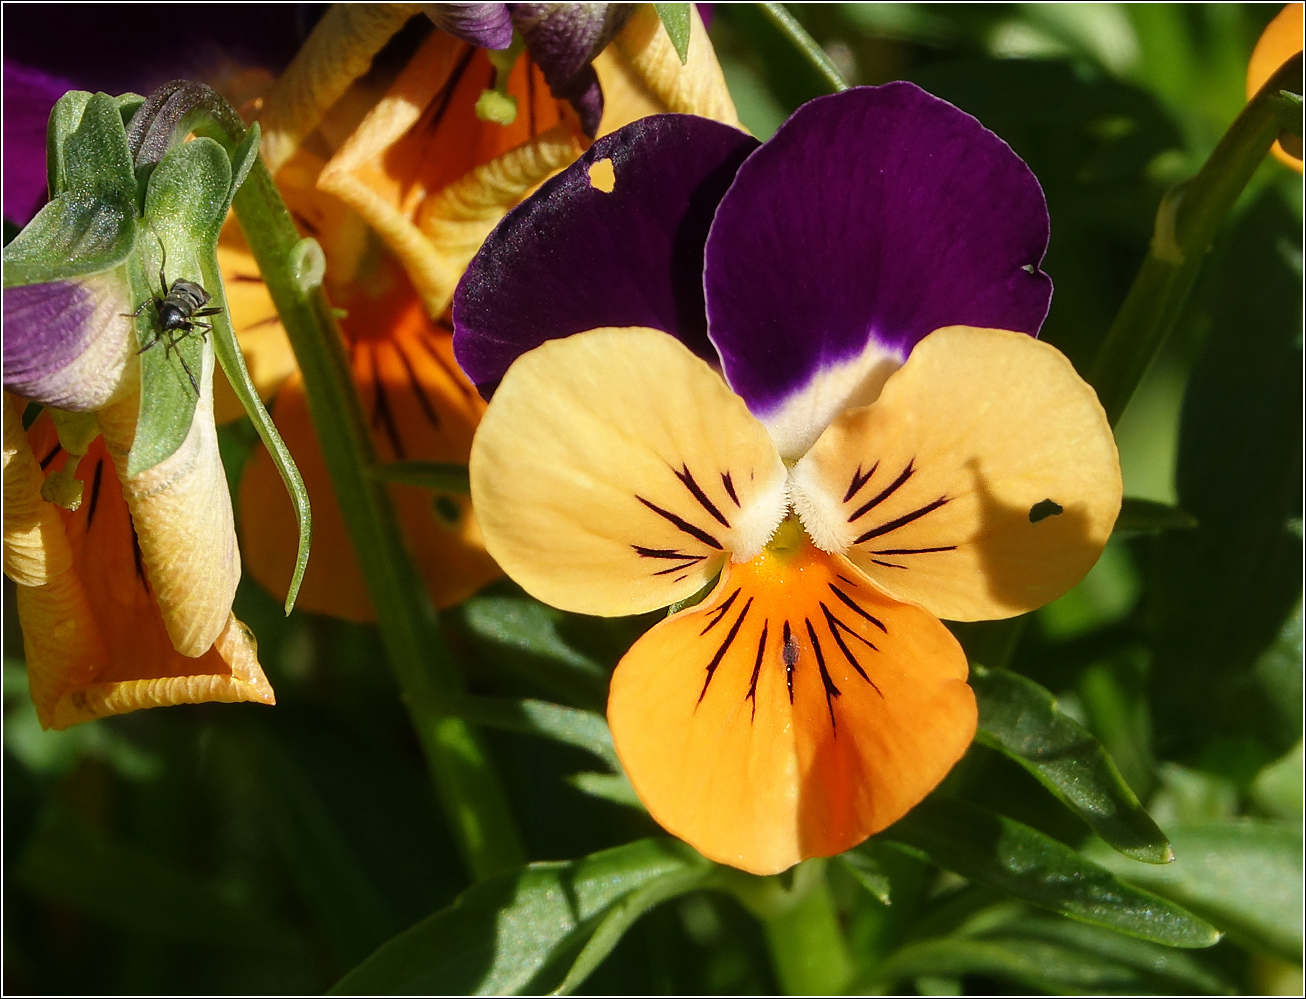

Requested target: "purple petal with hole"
[
  {"left": 704, "top": 83, "right": 1053, "bottom": 456},
  {"left": 510, "top": 3, "right": 635, "bottom": 136},
  {"left": 423, "top": 3, "right": 514, "bottom": 49},
  {"left": 3, "top": 272, "right": 136, "bottom": 411},
  {"left": 3, "top": 61, "right": 73, "bottom": 227},
  {"left": 453, "top": 114, "right": 759, "bottom": 396}
]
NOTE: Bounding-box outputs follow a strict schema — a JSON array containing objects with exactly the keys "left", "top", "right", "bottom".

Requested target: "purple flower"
[{"left": 452, "top": 85, "right": 1122, "bottom": 873}]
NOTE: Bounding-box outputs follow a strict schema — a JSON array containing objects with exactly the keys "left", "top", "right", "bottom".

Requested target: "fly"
[{"left": 123, "top": 236, "right": 223, "bottom": 395}]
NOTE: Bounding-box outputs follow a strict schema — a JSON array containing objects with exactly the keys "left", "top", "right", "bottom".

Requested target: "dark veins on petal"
[
  {"left": 696, "top": 575, "right": 887, "bottom": 733},
  {"left": 704, "top": 82, "right": 1052, "bottom": 418},
  {"left": 841, "top": 458, "right": 955, "bottom": 558}
]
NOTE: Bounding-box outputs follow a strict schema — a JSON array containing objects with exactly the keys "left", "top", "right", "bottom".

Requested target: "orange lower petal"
[
  {"left": 607, "top": 524, "right": 976, "bottom": 875},
  {"left": 240, "top": 306, "right": 500, "bottom": 620},
  {"left": 19, "top": 419, "right": 272, "bottom": 729}
]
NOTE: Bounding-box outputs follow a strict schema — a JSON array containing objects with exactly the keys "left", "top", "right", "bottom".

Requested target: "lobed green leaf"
[
  {"left": 972, "top": 664, "right": 1172, "bottom": 863},
  {"left": 884, "top": 798, "right": 1219, "bottom": 948}
]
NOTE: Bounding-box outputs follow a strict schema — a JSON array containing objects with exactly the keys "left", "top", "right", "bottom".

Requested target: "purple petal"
[
  {"left": 3, "top": 62, "right": 73, "bottom": 227},
  {"left": 705, "top": 83, "right": 1052, "bottom": 438},
  {"left": 453, "top": 114, "right": 758, "bottom": 396},
  {"left": 510, "top": 3, "right": 635, "bottom": 136},
  {"left": 422, "top": 3, "right": 515, "bottom": 49},
  {"left": 3, "top": 273, "right": 135, "bottom": 411},
  {"left": 3, "top": 7, "right": 303, "bottom": 97}
]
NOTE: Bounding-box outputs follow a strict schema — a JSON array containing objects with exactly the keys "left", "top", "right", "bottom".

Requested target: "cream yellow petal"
[
  {"left": 16, "top": 565, "right": 111, "bottom": 729},
  {"left": 790, "top": 327, "right": 1122, "bottom": 621},
  {"left": 48, "top": 613, "right": 274, "bottom": 730},
  {"left": 599, "top": 3, "right": 740, "bottom": 131},
  {"left": 97, "top": 363, "right": 239, "bottom": 658},
  {"left": 470, "top": 328, "right": 788, "bottom": 616},
  {"left": 258, "top": 2, "right": 423, "bottom": 171},
  {"left": 3, "top": 393, "right": 74, "bottom": 587}
]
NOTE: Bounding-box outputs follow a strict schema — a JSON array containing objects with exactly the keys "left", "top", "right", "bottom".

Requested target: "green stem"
[
  {"left": 758, "top": 860, "right": 854, "bottom": 995},
  {"left": 232, "top": 159, "right": 525, "bottom": 880},
  {"left": 1089, "top": 54, "right": 1302, "bottom": 426},
  {"left": 758, "top": 3, "right": 849, "bottom": 94}
]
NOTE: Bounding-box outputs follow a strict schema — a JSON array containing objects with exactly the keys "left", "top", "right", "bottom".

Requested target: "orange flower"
[
  {"left": 3, "top": 392, "right": 272, "bottom": 730},
  {"left": 1247, "top": 2, "right": 1303, "bottom": 172},
  {"left": 222, "top": 6, "right": 740, "bottom": 620}
]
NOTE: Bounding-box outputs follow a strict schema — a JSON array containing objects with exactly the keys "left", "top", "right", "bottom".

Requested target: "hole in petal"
[
  {"left": 587, "top": 158, "right": 616, "bottom": 193},
  {"left": 1028, "top": 498, "right": 1064, "bottom": 523}
]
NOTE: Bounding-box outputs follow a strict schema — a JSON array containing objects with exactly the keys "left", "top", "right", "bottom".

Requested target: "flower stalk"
[
  {"left": 1089, "top": 53, "right": 1303, "bottom": 426},
  {"left": 231, "top": 156, "right": 525, "bottom": 880}
]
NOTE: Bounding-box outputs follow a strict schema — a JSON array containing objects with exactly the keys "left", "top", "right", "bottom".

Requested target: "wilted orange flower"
[{"left": 221, "top": 5, "right": 740, "bottom": 620}]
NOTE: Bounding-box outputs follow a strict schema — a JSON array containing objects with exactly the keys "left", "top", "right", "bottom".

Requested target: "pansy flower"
[
  {"left": 453, "top": 85, "right": 1123, "bottom": 874},
  {"left": 229, "top": 4, "right": 740, "bottom": 619}
]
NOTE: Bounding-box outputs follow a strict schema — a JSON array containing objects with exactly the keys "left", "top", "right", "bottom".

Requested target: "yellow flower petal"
[
  {"left": 318, "top": 35, "right": 585, "bottom": 319},
  {"left": 97, "top": 373, "right": 239, "bottom": 658},
  {"left": 213, "top": 238, "right": 297, "bottom": 424},
  {"left": 608, "top": 527, "right": 975, "bottom": 875},
  {"left": 16, "top": 419, "right": 272, "bottom": 729},
  {"left": 258, "top": 2, "right": 423, "bottom": 171},
  {"left": 790, "top": 327, "right": 1121, "bottom": 622},
  {"left": 470, "top": 328, "right": 788, "bottom": 616},
  {"left": 3, "top": 392, "right": 73, "bottom": 587},
  {"left": 48, "top": 613, "right": 273, "bottom": 731},
  {"left": 597, "top": 4, "right": 740, "bottom": 132}
]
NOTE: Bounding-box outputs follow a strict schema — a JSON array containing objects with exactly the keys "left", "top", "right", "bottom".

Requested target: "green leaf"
[
  {"left": 871, "top": 921, "right": 1230, "bottom": 995},
  {"left": 565, "top": 771, "right": 644, "bottom": 810},
  {"left": 208, "top": 128, "right": 312, "bottom": 613},
  {"left": 17, "top": 803, "right": 302, "bottom": 951},
  {"left": 836, "top": 847, "right": 893, "bottom": 906},
  {"left": 126, "top": 136, "right": 230, "bottom": 476},
  {"left": 432, "top": 695, "right": 618, "bottom": 771},
  {"left": 653, "top": 3, "right": 691, "bottom": 63},
  {"left": 1088, "top": 820, "right": 1303, "bottom": 962},
  {"left": 452, "top": 595, "right": 610, "bottom": 709},
  {"left": 330, "top": 839, "right": 713, "bottom": 995},
  {"left": 1251, "top": 741, "right": 1303, "bottom": 820},
  {"left": 1113, "top": 496, "right": 1198, "bottom": 532},
  {"left": 1148, "top": 191, "right": 1303, "bottom": 759},
  {"left": 5, "top": 92, "right": 137, "bottom": 287},
  {"left": 370, "top": 460, "right": 470, "bottom": 493},
  {"left": 883, "top": 798, "right": 1219, "bottom": 948},
  {"left": 972, "top": 665, "right": 1172, "bottom": 863}
]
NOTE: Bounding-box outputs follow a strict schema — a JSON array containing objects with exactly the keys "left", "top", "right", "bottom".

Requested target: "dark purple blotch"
[
  {"left": 453, "top": 114, "right": 759, "bottom": 397},
  {"left": 703, "top": 83, "right": 1053, "bottom": 418}
]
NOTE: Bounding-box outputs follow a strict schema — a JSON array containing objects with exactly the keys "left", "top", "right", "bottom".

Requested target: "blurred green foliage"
[{"left": 4, "top": 4, "right": 1301, "bottom": 995}]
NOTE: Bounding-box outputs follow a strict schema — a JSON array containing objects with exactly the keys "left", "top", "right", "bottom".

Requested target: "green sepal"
[
  {"left": 126, "top": 137, "right": 231, "bottom": 476},
  {"left": 884, "top": 798, "right": 1219, "bottom": 948},
  {"left": 653, "top": 3, "right": 692, "bottom": 63},
  {"left": 972, "top": 665, "right": 1173, "bottom": 864},
  {"left": 329, "top": 839, "right": 713, "bottom": 995},
  {"left": 5, "top": 92, "right": 137, "bottom": 287}
]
